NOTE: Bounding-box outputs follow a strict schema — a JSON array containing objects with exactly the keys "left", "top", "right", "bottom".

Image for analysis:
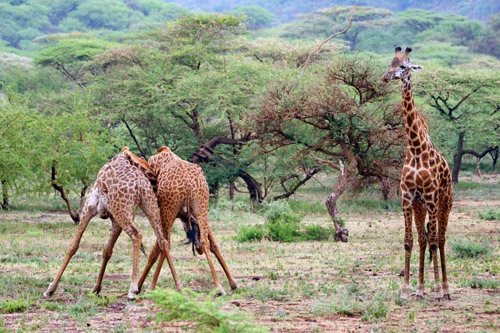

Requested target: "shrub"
[
  {"left": 237, "top": 226, "right": 265, "bottom": 242},
  {"left": 267, "top": 218, "right": 301, "bottom": 242},
  {"left": 144, "top": 288, "right": 264, "bottom": 332},
  {"left": 263, "top": 201, "right": 302, "bottom": 225},
  {"left": 303, "top": 225, "right": 334, "bottom": 241},
  {"left": 468, "top": 277, "right": 500, "bottom": 289},
  {"left": 451, "top": 239, "right": 492, "bottom": 258},
  {"left": 479, "top": 208, "right": 500, "bottom": 221}
]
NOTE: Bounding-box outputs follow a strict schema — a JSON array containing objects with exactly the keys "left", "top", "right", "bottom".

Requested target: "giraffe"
[
  {"left": 382, "top": 47, "right": 453, "bottom": 301},
  {"left": 136, "top": 146, "right": 238, "bottom": 295},
  {"left": 43, "top": 147, "right": 174, "bottom": 300}
]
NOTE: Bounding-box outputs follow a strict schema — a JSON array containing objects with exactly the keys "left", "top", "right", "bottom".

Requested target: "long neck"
[{"left": 401, "top": 77, "right": 431, "bottom": 155}]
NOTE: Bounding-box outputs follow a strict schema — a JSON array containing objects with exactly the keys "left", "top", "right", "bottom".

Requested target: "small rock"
[
  {"left": 230, "top": 300, "right": 241, "bottom": 307},
  {"left": 252, "top": 276, "right": 261, "bottom": 281}
]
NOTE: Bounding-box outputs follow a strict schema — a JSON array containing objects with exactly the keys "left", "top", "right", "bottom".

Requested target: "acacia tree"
[
  {"left": 417, "top": 68, "right": 500, "bottom": 182},
  {"left": 253, "top": 56, "right": 405, "bottom": 241},
  {"left": 281, "top": 6, "right": 394, "bottom": 51}
]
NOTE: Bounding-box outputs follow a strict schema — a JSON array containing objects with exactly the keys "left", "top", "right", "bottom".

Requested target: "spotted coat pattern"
[
  {"left": 137, "top": 146, "right": 238, "bottom": 295},
  {"left": 382, "top": 47, "right": 453, "bottom": 301},
  {"left": 43, "top": 148, "right": 173, "bottom": 300}
]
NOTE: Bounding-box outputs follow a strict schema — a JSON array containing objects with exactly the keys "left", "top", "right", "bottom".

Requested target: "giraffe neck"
[{"left": 401, "top": 77, "right": 433, "bottom": 156}]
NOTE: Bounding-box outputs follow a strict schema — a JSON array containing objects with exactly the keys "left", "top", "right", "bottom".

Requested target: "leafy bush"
[
  {"left": 479, "top": 208, "right": 500, "bottom": 220},
  {"left": 267, "top": 218, "right": 301, "bottom": 242},
  {"left": 263, "top": 201, "right": 302, "bottom": 225},
  {"left": 237, "top": 225, "right": 265, "bottom": 242},
  {"left": 144, "top": 288, "right": 264, "bottom": 332},
  {"left": 303, "top": 225, "right": 335, "bottom": 241},
  {"left": 237, "top": 201, "right": 338, "bottom": 242},
  {"left": 451, "top": 239, "right": 492, "bottom": 258}
]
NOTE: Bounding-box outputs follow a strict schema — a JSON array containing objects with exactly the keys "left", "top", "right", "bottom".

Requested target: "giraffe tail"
[
  {"left": 140, "top": 242, "right": 147, "bottom": 257},
  {"left": 426, "top": 222, "right": 432, "bottom": 263},
  {"left": 182, "top": 163, "right": 197, "bottom": 256}
]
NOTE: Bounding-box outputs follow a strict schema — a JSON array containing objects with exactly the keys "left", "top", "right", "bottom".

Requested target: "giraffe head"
[{"left": 381, "top": 47, "right": 422, "bottom": 83}]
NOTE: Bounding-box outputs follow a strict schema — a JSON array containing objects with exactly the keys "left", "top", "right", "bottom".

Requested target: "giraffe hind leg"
[{"left": 438, "top": 187, "right": 452, "bottom": 300}]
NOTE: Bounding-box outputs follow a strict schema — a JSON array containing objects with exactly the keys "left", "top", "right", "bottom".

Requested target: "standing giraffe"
[
  {"left": 382, "top": 47, "right": 453, "bottom": 301},
  {"left": 136, "top": 146, "right": 238, "bottom": 295},
  {"left": 43, "top": 148, "right": 174, "bottom": 300}
]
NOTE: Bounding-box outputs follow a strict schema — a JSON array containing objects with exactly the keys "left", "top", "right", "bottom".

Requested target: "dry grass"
[{"left": 1, "top": 176, "right": 499, "bottom": 332}]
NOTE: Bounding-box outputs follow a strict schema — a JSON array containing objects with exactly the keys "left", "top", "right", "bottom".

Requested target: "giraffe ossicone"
[{"left": 382, "top": 46, "right": 453, "bottom": 301}]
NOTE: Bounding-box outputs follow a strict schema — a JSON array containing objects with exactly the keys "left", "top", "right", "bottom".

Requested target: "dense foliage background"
[{"left": 1, "top": 0, "right": 499, "bottom": 211}]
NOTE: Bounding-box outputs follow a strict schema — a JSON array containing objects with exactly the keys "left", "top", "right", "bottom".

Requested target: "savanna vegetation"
[{"left": 1, "top": 0, "right": 499, "bottom": 331}]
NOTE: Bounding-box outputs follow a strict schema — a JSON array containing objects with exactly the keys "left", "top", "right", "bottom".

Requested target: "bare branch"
[{"left": 299, "top": 0, "right": 358, "bottom": 78}]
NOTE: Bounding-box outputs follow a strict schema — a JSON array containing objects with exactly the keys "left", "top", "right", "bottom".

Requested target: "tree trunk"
[
  {"left": 51, "top": 162, "right": 81, "bottom": 224},
  {"left": 475, "top": 157, "right": 481, "bottom": 177},
  {"left": 381, "top": 176, "right": 391, "bottom": 201},
  {"left": 238, "top": 170, "right": 263, "bottom": 204},
  {"left": 489, "top": 147, "right": 499, "bottom": 170},
  {"left": 1, "top": 180, "right": 8, "bottom": 210},
  {"left": 325, "top": 161, "right": 356, "bottom": 243},
  {"left": 452, "top": 132, "right": 465, "bottom": 184}
]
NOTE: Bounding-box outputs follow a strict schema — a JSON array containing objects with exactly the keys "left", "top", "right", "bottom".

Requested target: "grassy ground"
[{"left": 0, "top": 174, "right": 499, "bottom": 332}]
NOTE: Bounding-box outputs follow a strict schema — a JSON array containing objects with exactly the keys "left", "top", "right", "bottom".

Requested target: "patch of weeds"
[
  {"left": 479, "top": 208, "right": 500, "bottom": 221},
  {"left": 361, "top": 293, "right": 388, "bottom": 322},
  {"left": 88, "top": 293, "right": 117, "bottom": 307},
  {"left": 0, "top": 299, "right": 33, "bottom": 313},
  {"left": 242, "top": 285, "right": 290, "bottom": 302},
  {"left": 310, "top": 285, "right": 388, "bottom": 322},
  {"left": 451, "top": 239, "right": 492, "bottom": 258},
  {"left": 267, "top": 271, "right": 279, "bottom": 281},
  {"left": 68, "top": 298, "right": 98, "bottom": 320},
  {"left": 236, "top": 225, "right": 265, "bottom": 242},
  {"left": 144, "top": 288, "right": 266, "bottom": 332},
  {"left": 468, "top": 277, "right": 500, "bottom": 289},
  {"left": 40, "top": 301, "right": 59, "bottom": 311}
]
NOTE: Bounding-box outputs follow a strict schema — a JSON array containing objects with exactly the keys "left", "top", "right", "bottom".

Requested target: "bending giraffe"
[
  {"left": 382, "top": 47, "right": 453, "bottom": 301},
  {"left": 43, "top": 148, "right": 175, "bottom": 300},
  {"left": 137, "top": 146, "right": 238, "bottom": 295}
]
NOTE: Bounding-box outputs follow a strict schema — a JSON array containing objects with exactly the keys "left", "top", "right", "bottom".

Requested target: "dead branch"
[{"left": 299, "top": 0, "right": 358, "bottom": 78}]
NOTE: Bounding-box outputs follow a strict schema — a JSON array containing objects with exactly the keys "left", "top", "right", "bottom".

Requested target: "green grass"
[
  {"left": 450, "top": 239, "right": 492, "bottom": 258},
  {"left": 0, "top": 299, "right": 33, "bottom": 313},
  {"left": 310, "top": 284, "right": 388, "bottom": 322},
  {"left": 478, "top": 208, "right": 500, "bottom": 221}
]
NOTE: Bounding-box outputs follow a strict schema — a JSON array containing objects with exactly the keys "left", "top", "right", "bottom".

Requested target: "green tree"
[
  {"left": 231, "top": 5, "right": 275, "bottom": 29},
  {"left": 417, "top": 68, "right": 500, "bottom": 182},
  {"left": 281, "top": 6, "right": 394, "bottom": 51}
]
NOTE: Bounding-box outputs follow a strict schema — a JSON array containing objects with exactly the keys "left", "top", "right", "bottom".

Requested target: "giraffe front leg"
[
  {"left": 414, "top": 203, "right": 427, "bottom": 300},
  {"left": 401, "top": 197, "right": 413, "bottom": 300},
  {"left": 426, "top": 198, "right": 443, "bottom": 301}
]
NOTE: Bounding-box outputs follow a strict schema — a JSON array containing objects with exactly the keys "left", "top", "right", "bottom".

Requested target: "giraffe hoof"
[
  {"left": 229, "top": 280, "right": 238, "bottom": 291},
  {"left": 443, "top": 294, "right": 451, "bottom": 300},
  {"left": 42, "top": 290, "right": 53, "bottom": 298},
  {"left": 92, "top": 286, "right": 101, "bottom": 295}
]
